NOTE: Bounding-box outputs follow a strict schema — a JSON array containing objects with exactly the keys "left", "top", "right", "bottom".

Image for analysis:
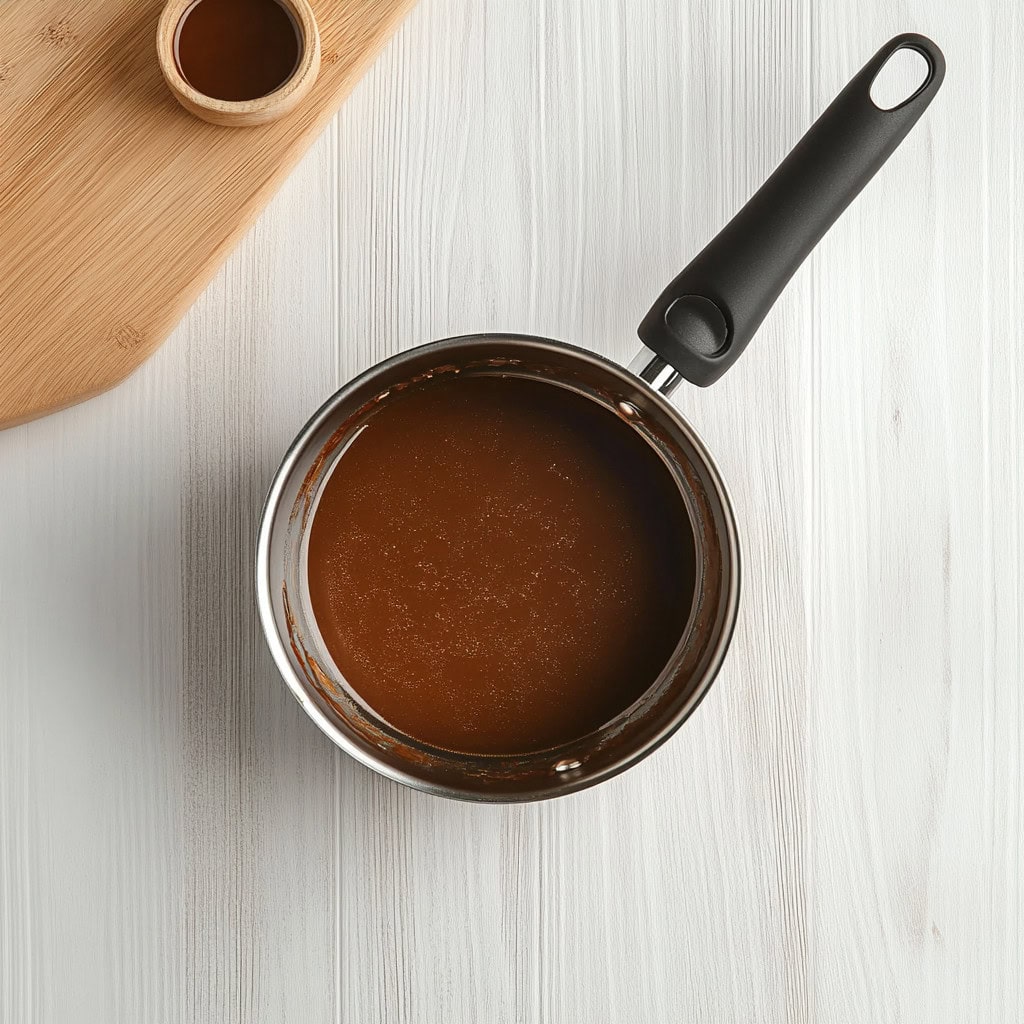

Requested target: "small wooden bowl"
[{"left": 156, "top": 0, "right": 321, "bottom": 127}]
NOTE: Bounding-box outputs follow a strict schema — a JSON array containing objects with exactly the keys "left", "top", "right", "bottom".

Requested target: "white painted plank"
[
  {"left": 174, "top": 126, "right": 340, "bottom": 1022},
  {"left": 807, "top": 3, "right": 1022, "bottom": 1021},
  {"left": 0, "top": 259, "right": 188, "bottom": 1020}
]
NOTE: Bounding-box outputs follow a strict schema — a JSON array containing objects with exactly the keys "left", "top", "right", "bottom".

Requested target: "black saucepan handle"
[{"left": 637, "top": 33, "right": 945, "bottom": 387}]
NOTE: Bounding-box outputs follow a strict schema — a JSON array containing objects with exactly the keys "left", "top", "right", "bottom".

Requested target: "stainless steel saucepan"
[{"left": 256, "top": 34, "right": 944, "bottom": 801}]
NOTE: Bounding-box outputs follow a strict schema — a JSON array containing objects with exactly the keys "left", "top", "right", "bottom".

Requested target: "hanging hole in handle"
[{"left": 870, "top": 46, "right": 932, "bottom": 110}]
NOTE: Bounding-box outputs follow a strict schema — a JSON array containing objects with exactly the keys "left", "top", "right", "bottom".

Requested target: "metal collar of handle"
[{"left": 628, "top": 345, "right": 683, "bottom": 397}]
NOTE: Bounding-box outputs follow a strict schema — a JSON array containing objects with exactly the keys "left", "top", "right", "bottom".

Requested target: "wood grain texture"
[
  {"left": 0, "top": 0, "right": 414, "bottom": 428},
  {"left": 1, "top": 1, "right": 1021, "bottom": 1021}
]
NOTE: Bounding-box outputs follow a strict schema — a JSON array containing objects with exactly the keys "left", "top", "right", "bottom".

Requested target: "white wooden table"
[{"left": 2, "top": 1, "right": 1021, "bottom": 1020}]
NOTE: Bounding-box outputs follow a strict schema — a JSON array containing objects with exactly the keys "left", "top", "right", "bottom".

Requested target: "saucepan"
[{"left": 256, "top": 34, "right": 944, "bottom": 801}]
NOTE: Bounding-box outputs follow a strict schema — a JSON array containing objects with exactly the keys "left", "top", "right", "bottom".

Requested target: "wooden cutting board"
[{"left": 0, "top": 0, "right": 415, "bottom": 428}]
